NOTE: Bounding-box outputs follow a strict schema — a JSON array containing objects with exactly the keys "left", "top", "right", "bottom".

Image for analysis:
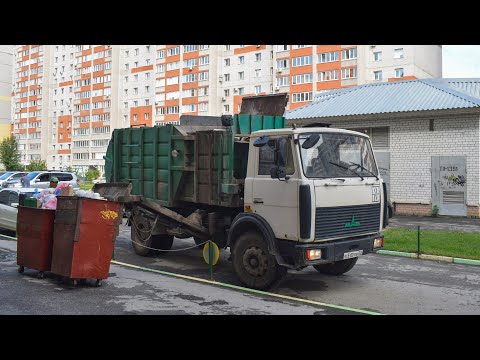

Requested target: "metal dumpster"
[
  {"left": 50, "top": 197, "right": 122, "bottom": 286},
  {"left": 16, "top": 206, "right": 56, "bottom": 278}
]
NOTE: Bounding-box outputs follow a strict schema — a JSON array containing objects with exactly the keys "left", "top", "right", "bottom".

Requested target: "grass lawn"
[{"left": 382, "top": 228, "right": 480, "bottom": 260}]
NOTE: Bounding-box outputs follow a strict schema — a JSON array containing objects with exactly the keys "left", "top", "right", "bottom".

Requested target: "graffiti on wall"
[{"left": 442, "top": 174, "right": 466, "bottom": 187}]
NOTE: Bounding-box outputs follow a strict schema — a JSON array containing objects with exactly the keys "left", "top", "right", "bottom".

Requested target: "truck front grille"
[{"left": 315, "top": 203, "right": 380, "bottom": 240}]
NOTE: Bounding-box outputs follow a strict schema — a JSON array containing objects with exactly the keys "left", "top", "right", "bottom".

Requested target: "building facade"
[
  {"left": 11, "top": 45, "right": 442, "bottom": 173},
  {"left": 285, "top": 78, "right": 480, "bottom": 218}
]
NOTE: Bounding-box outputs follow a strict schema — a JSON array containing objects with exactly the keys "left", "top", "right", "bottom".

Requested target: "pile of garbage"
[{"left": 30, "top": 182, "right": 105, "bottom": 210}]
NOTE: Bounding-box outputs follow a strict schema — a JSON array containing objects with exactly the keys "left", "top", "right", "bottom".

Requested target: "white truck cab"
[{"left": 228, "top": 125, "right": 387, "bottom": 288}]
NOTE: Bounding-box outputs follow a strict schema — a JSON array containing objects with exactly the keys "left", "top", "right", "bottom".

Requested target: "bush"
[
  {"left": 0, "top": 137, "right": 22, "bottom": 171},
  {"left": 85, "top": 167, "right": 101, "bottom": 181},
  {"left": 26, "top": 160, "right": 47, "bottom": 171}
]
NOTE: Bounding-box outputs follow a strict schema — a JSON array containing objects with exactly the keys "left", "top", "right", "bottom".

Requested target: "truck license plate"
[{"left": 343, "top": 250, "right": 363, "bottom": 259}]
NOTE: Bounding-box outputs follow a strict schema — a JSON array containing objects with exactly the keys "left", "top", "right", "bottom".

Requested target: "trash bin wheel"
[
  {"left": 72, "top": 279, "right": 78, "bottom": 287},
  {"left": 18, "top": 266, "right": 24, "bottom": 274},
  {"left": 95, "top": 279, "right": 102, "bottom": 287},
  {"left": 37, "top": 271, "right": 45, "bottom": 279}
]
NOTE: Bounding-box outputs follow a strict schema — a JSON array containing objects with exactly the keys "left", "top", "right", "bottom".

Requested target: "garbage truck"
[{"left": 96, "top": 94, "right": 388, "bottom": 290}]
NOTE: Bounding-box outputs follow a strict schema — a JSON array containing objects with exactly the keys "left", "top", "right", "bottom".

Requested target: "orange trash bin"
[
  {"left": 16, "top": 206, "right": 56, "bottom": 278},
  {"left": 50, "top": 196, "right": 122, "bottom": 286}
]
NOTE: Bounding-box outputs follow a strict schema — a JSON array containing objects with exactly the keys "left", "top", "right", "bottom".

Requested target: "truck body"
[{"left": 97, "top": 95, "right": 388, "bottom": 290}]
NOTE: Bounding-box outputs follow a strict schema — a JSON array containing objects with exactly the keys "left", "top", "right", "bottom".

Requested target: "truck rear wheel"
[
  {"left": 313, "top": 258, "right": 358, "bottom": 276},
  {"left": 131, "top": 215, "right": 174, "bottom": 256},
  {"left": 232, "top": 231, "right": 286, "bottom": 290}
]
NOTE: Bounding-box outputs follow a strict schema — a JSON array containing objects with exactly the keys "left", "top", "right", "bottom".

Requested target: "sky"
[{"left": 443, "top": 45, "right": 480, "bottom": 78}]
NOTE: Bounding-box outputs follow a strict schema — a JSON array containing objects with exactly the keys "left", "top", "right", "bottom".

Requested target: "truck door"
[{"left": 251, "top": 136, "right": 299, "bottom": 240}]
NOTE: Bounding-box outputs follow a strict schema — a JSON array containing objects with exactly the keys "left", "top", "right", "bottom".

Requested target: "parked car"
[
  {"left": 0, "top": 188, "right": 37, "bottom": 232},
  {"left": 3, "top": 171, "right": 80, "bottom": 189},
  {"left": 0, "top": 172, "right": 28, "bottom": 187}
]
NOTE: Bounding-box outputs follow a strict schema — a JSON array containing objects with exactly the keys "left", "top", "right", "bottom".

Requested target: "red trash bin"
[
  {"left": 50, "top": 197, "right": 122, "bottom": 286},
  {"left": 16, "top": 206, "right": 56, "bottom": 278}
]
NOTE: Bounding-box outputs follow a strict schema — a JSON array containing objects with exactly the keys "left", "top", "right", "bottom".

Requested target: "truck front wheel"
[
  {"left": 232, "top": 231, "right": 286, "bottom": 290},
  {"left": 313, "top": 258, "right": 358, "bottom": 276}
]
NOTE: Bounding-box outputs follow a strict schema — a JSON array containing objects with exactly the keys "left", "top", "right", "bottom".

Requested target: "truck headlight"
[
  {"left": 306, "top": 249, "right": 322, "bottom": 261},
  {"left": 374, "top": 237, "right": 384, "bottom": 248}
]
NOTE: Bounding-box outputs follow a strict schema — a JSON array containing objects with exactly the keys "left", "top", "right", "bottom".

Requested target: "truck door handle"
[{"left": 253, "top": 198, "right": 264, "bottom": 204}]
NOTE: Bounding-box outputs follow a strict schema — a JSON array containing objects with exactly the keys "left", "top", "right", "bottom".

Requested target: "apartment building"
[
  {"left": 12, "top": 45, "right": 442, "bottom": 172},
  {"left": 0, "top": 45, "right": 13, "bottom": 141}
]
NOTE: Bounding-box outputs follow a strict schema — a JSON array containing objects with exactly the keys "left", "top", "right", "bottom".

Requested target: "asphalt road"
[
  {"left": 1, "top": 223, "right": 479, "bottom": 315},
  {"left": 113, "top": 224, "right": 480, "bottom": 315}
]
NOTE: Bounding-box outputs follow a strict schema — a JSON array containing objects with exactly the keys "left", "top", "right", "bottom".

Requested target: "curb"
[{"left": 376, "top": 250, "right": 480, "bottom": 266}]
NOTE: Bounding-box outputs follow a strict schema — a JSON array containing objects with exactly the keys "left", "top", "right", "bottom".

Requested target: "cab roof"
[{"left": 251, "top": 126, "right": 370, "bottom": 138}]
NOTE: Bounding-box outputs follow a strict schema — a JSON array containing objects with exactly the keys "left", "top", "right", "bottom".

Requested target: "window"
[
  {"left": 156, "top": 64, "right": 165, "bottom": 73},
  {"left": 134, "top": 61, "right": 138, "bottom": 68},
  {"left": 276, "top": 76, "right": 289, "bottom": 86},
  {"left": 258, "top": 137, "right": 294, "bottom": 175},
  {"left": 133, "top": 88, "right": 138, "bottom": 94},
  {"left": 276, "top": 58, "right": 289, "bottom": 69},
  {"left": 238, "top": 71, "right": 245, "bottom": 80},
  {"left": 183, "top": 73, "right": 197, "bottom": 83},
  {"left": 166, "top": 106, "right": 179, "bottom": 114},
  {"left": 374, "top": 70, "right": 382, "bottom": 81},
  {"left": 200, "top": 45, "right": 209, "bottom": 50},
  {"left": 157, "top": 50, "right": 165, "bottom": 59},
  {"left": 199, "top": 102, "right": 208, "bottom": 112},
  {"left": 395, "top": 68, "right": 404, "bottom": 78},
  {"left": 224, "top": 104, "right": 230, "bottom": 113},
  {"left": 341, "top": 48, "right": 357, "bottom": 60},
  {"left": 318, "top": 70, "right": 338, "bottom": 82},
  {"left": 349, "top": 127, "right": 389, "bottom": 149},
  {"left": 183, "top": 89, "right": 197, "bottom": 98},
  {"left": 373, "top": 51, "right": 382, "bottom": 61},
  {"left": 167, "top": 76, "right": 179, "bottom": 85},
  {"left": 394, "top": 48, "right": 404, "bottom": 59},
  {"left": 255, "top": 53, "right": 261, "bottom": 61},
  {"left": 184, "top": 45, "right": 197, "bottom": 53},
  {"left": 145, "top": 113, "right": 149, "bottom": 120},
  {"left": 168, "top": 47, "right": 180, "bottom": 56},
  {"left": 199, "top": 87, "right": 209, "bottom": 96},
  {"left": 292, "top": 55, "right": 312, "bottom": 67},
  {"left": 134, "top": 48, "right": 139, "bottom": 56},
  {"left": 341, "top": 67, "right": 357, "bottom": 79},
  {"left": 199, "top": 55, "right": 209, "bottom": 65},
  {"left": 276, "top": 45, "right": 289, "bottom": 52},
  {"left": 224, "top": 58, "right": 230, "bottom": 66},
  {"left": 224, "top": 45, "right": 231, "bottom": 51},
  {"left": 238, "top": 87, "right": 245, "bottom": 95},
  {"left": 145, "top": 86, "right": 150, "bottom": 93},
  {"left": 167, "top": 61, "right": 180, "bottom": 70},
  {"left": 292, "top": 92, "right": 312, "bottom": 103},
  {"left": 182, "top": 104, "right": 196, "bottom": 113},
  {"left": 224, "top": 73, "right": 230, "bottom": 82},
  {"left": 238, "top": 56, "right": 245, "bottom": 64},
  {"left": 184, "top": 58, "right": 197, "bottom": 68},
  {"left": 166, "top": 91, "right": 179, "bottom": 100},
  {"left": 254, "top": 85, "right": 261, "bottom": 94},
  {"left": 318, "top": 51, "right": 338, "bottom": 63},
  {"left": 199, "top": 71, "right": 208, "bottom": 81},
  {"left": 224, "top": 89, "right": 230, "bottom": 97},
  {"left": 146, "top": 45, "right": 150, "bottom": 53},
  {"left": 292, "top": 73, "right": 313, "bottom": 85},
  {"left": 254, "top": 69, "right": 261, "bottom": 77}
]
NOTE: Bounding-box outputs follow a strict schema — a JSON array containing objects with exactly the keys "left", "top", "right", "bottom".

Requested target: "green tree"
[
  {"left": 26, "top": 159, "right": 47, "bottom": 171},
  {"left": 64, "top": 165, "right": 74, "bottom": 173},
  {"left": 85, "top": 166, "right": 101, "bottom": 181},
  {"left": 0, "top": 137, "right": 22, "bottom": 171}
]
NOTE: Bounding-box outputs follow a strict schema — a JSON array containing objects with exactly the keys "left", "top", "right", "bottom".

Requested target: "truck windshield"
[{"left": 298, "top": 133, "right": 378, "bottom": 179}]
